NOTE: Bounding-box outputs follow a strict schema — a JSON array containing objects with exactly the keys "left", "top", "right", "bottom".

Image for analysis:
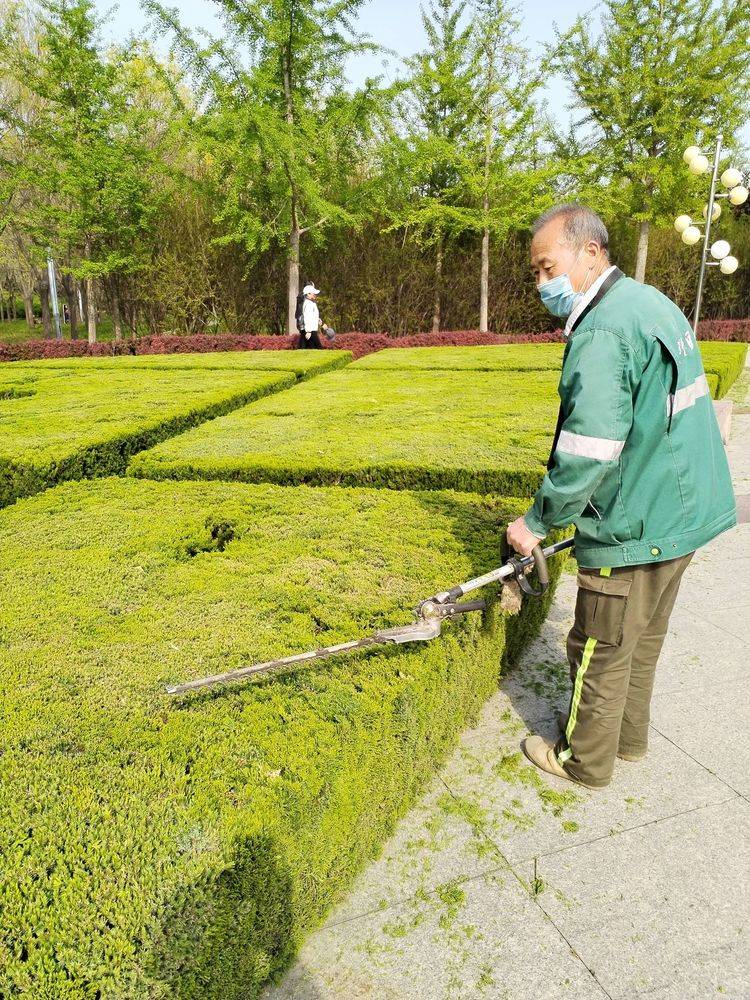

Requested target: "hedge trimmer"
[{"left": 166, "top": 537, "right": 574, "bottom": 696}]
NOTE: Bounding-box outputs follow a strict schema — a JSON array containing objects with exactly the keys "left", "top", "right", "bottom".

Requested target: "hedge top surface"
[
  {"left": 0, "top": 476, "right": 521, "bottom": 998},
  {"left": 698, "top": 341, "right": 748, "bottom": 397},
  {"left": 0, "top": 368, "right": 294, "bottom": 466},
  {"left": 3, "top": 348, "right": 352, "bottom": 375},
  {"left": 130, "top": 369, "right": 560, "bottom": 494},
  {"left": 351, "top": 344, "right": 565, "bottom": 371}
]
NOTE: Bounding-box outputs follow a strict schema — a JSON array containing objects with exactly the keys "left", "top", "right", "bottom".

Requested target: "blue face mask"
[
  {"left": 538, "top": 251, "right": 594, "bottom": 319},
  {"left": 538, "top": 272, "right": 581, "bottom": 319}
]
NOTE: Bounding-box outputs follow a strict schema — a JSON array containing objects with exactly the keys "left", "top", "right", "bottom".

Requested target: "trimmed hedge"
[
  {"left": 0, "top": 369, "right": 297, "bottom": 508},
  {"left": 0, "top": 477, "right": 565, "bottom": 999},
  {"left": 129, "top": 369, "right": 560, "bottom": 495},
  {"left": 5, "top": 349, "right": 352, "bottom": 377},
  {"left": 352, "top": 344, "right": 565, "bottom": 372},
  {"left": 698, "top": 342, "right": 748, "bottom": 398}
]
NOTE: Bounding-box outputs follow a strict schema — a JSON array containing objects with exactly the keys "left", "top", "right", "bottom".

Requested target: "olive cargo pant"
[{"left": 556, "top": 553, "right": 694, "bottom": 787}]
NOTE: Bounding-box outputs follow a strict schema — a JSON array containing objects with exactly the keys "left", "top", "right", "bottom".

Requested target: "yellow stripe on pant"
[{"left": 557, "top": 568, "right": 610, "bottom": 766}]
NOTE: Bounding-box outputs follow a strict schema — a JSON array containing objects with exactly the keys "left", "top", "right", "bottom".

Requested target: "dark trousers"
[
  {"left": 298, "top": 330, "right": 322, "bottom": 349},
  {"left": 556, "top": 553, "right": 694, "bottom": 787}
]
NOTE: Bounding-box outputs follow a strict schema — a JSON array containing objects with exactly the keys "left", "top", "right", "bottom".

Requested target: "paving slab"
[
  {"left": 264, "top": 870, "right": 607, "bottom": 1000},
  {"left": 650, "top": 673, "right": 750, "bottom": 797},
  {"left": 533, "top": 797, "right": 750, "bottom": 1000}
]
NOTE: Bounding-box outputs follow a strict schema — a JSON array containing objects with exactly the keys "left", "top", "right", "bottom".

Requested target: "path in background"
[{"left": 264, "top": 365, "right": 750, "bottom": 1000}]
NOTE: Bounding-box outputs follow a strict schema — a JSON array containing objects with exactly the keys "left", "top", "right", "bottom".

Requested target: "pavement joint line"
[
  {"left": 648, "top": 722, "right": 746, "bottom": 798},
  {"left": 679, "top": 602, "right": 750, "bottom": 645},
  {"left": 522, "top": 794, "right": 740, "bottom": 866},
  {"left": 437, "top": 774, "right": 614, "bottom": 998}
]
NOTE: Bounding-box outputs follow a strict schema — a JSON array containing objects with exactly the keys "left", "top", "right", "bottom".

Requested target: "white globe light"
[
  {"left": 681, "top": 225, "right": 702, "bottom": 245},
  {"left": 729, "top": 185, "right": 749, "bottom": 206},
  {"left": 683, "top": 145, "right": 701, "bottom": 164},
  {"left": 702, "top": 202, "right": 722, "bottom": 221},
  {"left": 674, "top": 214, "right": 692, "bottom": 232},
  {"left": 688, "top": 154, "right": 709, "bottom": 175},
  {"left": 710, "top": 240, "right": 731, "bottom": 260},
  {"left": 719, "top": 255, "right": 739, "bottom": 275},
  {"left": 720, "top": 167, "right": 743, "bottom": 189}
]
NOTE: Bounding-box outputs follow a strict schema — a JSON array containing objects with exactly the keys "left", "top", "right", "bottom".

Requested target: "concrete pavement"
[{"left": 263, "top": 371, "right": 750, "bottom": 1000}]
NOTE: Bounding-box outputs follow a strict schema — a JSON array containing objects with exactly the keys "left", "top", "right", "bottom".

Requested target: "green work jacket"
[{"left": 524, "top": 273, "right": 736, "bottom": 568}]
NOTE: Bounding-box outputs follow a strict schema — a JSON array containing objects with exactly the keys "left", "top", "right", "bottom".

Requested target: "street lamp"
[{"left": 673, "top": 136, "right": 748, "bottom": 335}]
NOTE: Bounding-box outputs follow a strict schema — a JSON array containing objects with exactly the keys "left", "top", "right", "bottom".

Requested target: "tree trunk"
[
  {"left": 0, "top": 286, "right": 6, "bottom": 322},
  {"left": 62, "top": 274, "right": 79, "bottom": 339},
  {"left": 287, "top": 209, "right": 301, "bottom": 337},
  {"left": 110, "top": 280, "right": 123, "bottom": 342},
  {"left": 432, "top": 237, "right": 443, "bottom": 335},
  {"left": 634, "top": 220, "right": 650, "bottom": 283},
  {"left": 38, "top": 269, "right": 53, "bottom": 339},
  {"left": 23, "top": 291, "right": 34, "bottom": 330},
  {"left": 480, "top": 223, "right": 490, "bottom": 333},
  {"left": 84, "top": 240, "right": 97, "bottom": 343}
]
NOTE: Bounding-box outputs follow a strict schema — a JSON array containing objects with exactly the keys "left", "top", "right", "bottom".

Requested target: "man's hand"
[
  {"left": 506, "top": 516, "right": 544, "bottom": 557},
  {"left": 305, "top": 332, "right": 311, "bottom": 340}
]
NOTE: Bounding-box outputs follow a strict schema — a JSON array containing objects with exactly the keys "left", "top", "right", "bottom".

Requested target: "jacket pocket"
[{"left": 575, "top": 571, "right": 632, "bottom": 646}]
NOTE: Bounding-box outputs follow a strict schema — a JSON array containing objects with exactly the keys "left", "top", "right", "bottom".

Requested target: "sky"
[
  {"left": 94, "top": 0, "right": 595, "bottom": 134},
  {"left": 94, "top": 0, "right": 749, "bottom": 150}
]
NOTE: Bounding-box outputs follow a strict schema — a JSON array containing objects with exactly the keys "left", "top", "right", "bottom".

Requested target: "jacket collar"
[{"left": 564, "top": 265, "right": 623, "bottom": 336}]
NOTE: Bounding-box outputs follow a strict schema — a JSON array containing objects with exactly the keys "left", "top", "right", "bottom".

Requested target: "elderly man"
[{"left": 507, "top": 203, "right": 736, "bottom": 790}]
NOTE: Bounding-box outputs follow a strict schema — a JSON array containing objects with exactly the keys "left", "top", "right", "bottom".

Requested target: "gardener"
[
  {"left": 507, "top": 203, "right": 736, "bottom": 790},
  {"left": 297, "top": 283, "right": 332, "bottom": 349}
]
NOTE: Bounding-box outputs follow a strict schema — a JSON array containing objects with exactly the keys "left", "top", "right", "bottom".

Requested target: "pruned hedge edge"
[
  {"left": 698, "top": 342, "right": 748, "bottom": 398},
  {"left": 0, "top": 477, "right": 567, "bottom": 999},
  {"left": 0, "top": 370, "right": 297, "bottom": 509}
]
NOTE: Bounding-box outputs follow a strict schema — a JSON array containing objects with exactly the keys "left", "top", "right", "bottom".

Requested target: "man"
[
  {"left": 507, "top": 203, "right": 736, "bottom": 790},
  {"left": 297, "top": 284, "right": 332, "bottom": 349}
]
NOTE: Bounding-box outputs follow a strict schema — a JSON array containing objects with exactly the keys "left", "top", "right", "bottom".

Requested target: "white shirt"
[
  {"left": 564, "top": 264, "right": 618, "bottom": 337},
  {"left": 303, "top": 297, "right": 320, "bottom": 333}
]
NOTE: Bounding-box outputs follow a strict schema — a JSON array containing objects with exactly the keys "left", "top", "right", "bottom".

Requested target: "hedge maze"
[{"left": 0, "top": 340, "right": 744, "bottom": 998}]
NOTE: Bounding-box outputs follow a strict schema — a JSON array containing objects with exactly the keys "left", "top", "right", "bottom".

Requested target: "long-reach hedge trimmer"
[{"left": 166, "top": 537, "right": 574, "bottom": 696}]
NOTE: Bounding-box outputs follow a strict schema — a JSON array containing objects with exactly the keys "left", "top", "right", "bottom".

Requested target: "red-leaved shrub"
[{"left": 1, "top": 318, "right": 747, "bottom": 364}]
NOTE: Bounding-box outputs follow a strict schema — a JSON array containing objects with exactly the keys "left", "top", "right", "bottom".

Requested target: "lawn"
[
  {"left": 130, "top": 369, "right": 560, "bottom": 496},
  {"left": 0, "top": 477, "right": 565, "bottom": 1000},
  {"left": 351, "top": 343, "right": 566, "bottom": 371}
]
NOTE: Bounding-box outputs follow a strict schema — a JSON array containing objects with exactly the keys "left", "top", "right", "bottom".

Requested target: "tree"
[
  {"left": 383, "top": 0, "right": 479, "bottom": 333},
  {"left": 469, "top": 0, "right": 548, "bottom": 331},
  {"left": 147, "top": 0, "right": 382, "bottom": 335},
  {"left": 552, "top": 0, "right": 750, "bottom": 282},
  {"left": 0, "top": 1, "right": 168, "bottom": 342}
]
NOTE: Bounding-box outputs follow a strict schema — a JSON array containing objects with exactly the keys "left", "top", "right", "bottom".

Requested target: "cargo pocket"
[{"left": 575, "top": 571, "right": 632, "bottom": 646}]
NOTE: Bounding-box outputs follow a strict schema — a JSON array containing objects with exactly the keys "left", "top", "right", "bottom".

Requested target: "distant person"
[{"left": 296, "top": 284, "right": 334, "bottom": 349}]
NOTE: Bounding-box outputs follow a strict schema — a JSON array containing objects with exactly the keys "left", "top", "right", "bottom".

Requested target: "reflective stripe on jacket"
[{"left": 524, "top": 275, "right": 736, "bottom": 567}]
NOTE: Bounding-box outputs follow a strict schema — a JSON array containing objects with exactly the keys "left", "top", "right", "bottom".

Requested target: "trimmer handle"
[{"left": 501, "top": 538, "right": 550, "bottom": 598}]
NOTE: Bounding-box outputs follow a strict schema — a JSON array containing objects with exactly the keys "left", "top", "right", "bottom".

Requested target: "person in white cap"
[{"left": 296, "top": 284, "right": 333, "bottom": 349}]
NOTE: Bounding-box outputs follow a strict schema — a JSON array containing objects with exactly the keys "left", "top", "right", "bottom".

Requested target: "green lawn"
[
  {"left": 7, "top": 348, "right": 351, "bottom": 375},
  {"left": 0, "top": 316, "right": 116, "bottom": 344},
  {"left": 351, "top": 343, "right": 566, "bottom": 371},
  {"left": 0, "top": 368, "right": 297, "bottom": 507},
  {"left": 130, "top": 369, "right": 560, "bottom": 495},
  {"left": 0, "top": 477, "right": 564, "bottom": 1000}
]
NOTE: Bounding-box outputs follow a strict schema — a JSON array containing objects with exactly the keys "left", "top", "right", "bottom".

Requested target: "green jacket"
[{"left": 524, "top": 273, "right": 736, "bottom": 568}]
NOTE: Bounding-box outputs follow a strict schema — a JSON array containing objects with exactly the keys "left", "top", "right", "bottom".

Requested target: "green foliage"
[
  {"left": 130, "top": 369, "right": 559, "bottom": 494},
  {"left": 352, "top": 344, "right": 565, "bottom": 371},
  {"left": 699, "top": 341, "right": 748, "bottom": 398},
  {"left": 7, "top": 349, "right": 352, "bottom": 374},
  {"left": 551, "top": 0, "right": 750, "bottom": 272},
  {"left": 0, "top": 476, "right": 564, "bottom": 998},
  {"left": 0, "top": 368, "right": 297, "bottom": 507}
]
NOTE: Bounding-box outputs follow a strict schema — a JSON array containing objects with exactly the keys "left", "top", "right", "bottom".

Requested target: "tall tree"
[
  {"left": 384, "top": 0, "right": 479, "bottom": 333},
  {"left": 0, "top": 1, "right": 167, "bottom": 342},
  {"left": 469, "top": 0, "right": 548, "bottom": 331},
  {"left": 552, "top": 0, "right": 750, "bottom": 282},
  {"left": 147, "top": 0, "right": 382, "bottom": 335}
]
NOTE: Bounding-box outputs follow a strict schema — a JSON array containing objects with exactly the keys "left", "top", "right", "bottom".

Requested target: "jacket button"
[{"left": 651, "top": 547, "right": 661, "bottom": 557}]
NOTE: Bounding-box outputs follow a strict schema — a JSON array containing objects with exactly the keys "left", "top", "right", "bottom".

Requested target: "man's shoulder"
[{"left": 582, "top": 275, "right": 688, "bottom": 345}]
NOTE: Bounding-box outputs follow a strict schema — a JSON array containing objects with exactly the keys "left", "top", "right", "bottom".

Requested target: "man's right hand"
[{"left": 305, "top": 332, "right": 311, "bottom": 340}]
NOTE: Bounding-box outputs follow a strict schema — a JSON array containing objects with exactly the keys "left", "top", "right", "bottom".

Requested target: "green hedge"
[
  {"left": 4, "top": 349, "right": 352, "bottom": 376},
  {"left": 0, "top": 369, "right": 298, "bottom": 508},
  {"left": 698, "top": 342, "right": 747, "bottom": 398},
  {"left": 0, "top": 477, "right": 565, "bottom": 999},
  {"left": 130, "top": 369, "right": 559, "bottom": 495},
  {"left": 351, "top": 344, "right": 565, "bottom": 371}
]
